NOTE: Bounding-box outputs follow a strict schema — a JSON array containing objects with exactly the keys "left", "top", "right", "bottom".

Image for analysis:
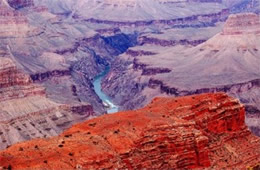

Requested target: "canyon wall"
[
  {"left": 102, "top": 13, "right": 260, "bottom": 136},
  {"left": 0, "top": 1, "right": 35, "bottom": 38},
  {"left": 0, "top": 93, "right": 259, "bottom": 169},
  {"left": 84, "top": 9, "right": 229, "bottom": 28},
  {"left": 0, "top": 57, "right": 95, "bottom": 150}
]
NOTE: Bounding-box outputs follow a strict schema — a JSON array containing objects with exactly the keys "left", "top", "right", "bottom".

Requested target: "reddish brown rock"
[
  {"left": 0, "top": 93, "right": 259, "bottom": 169},
  {"left": 0, "top": 57, "right": 45, "bottom": 101}
]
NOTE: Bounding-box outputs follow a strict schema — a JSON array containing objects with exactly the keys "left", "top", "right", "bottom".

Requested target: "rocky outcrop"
[
  {"left": 30, "top": 69, "right": 71, "bottom": 82},
  {"left": 0, "top": 57, "right": 95, "bottom": 150},
  {"left": 0, "top": 58, "right": 30, "bottom": 87},
  {"left": 133, "top": 59, "right": 171, "bottom": 76},
  {"left": 223, "top": 13, "right": 260, "bottom": 35},
  {"left": 0, "top": 93, "right": 259, "bottom": 169},
  {"left": 0, "top": 57, "right": 45, "bottom": 100}
]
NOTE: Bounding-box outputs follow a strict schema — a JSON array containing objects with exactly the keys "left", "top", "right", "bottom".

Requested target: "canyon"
[
  {"left": 0, "top": 93, "right": 259, "bottom": 169},
  {"left": 0, "top": 0, "right": 259, "bottom": 168},
  {"left": 102, "top": 12, "right": 260, "bottom": 136}
]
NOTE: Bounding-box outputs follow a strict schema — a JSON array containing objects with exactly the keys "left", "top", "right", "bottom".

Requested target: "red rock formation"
[{"left": 0, "top": 93, "right": 259, "bottom": 169}]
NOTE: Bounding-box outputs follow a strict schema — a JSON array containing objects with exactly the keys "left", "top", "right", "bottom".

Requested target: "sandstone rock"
[{"left": 0, "top": 93, "right": 259, "bottom": 169}]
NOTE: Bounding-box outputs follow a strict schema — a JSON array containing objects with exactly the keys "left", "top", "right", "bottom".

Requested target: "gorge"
[
  {"left": 93, "top": 66, "right": 118, "bottom": 114},
  {"left": 0, "top": 0, "right": 259, "bottom": 169}
]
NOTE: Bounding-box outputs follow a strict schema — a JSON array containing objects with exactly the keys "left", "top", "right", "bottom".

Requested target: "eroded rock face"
[
  {"left": 0, "top": 93, "right": 259, "bottom": 169},
  {"left": 0, "top": 1, "right": 34, "bottom": 37},
  {"left": 223, "top": 13, "right": 260, "bottom": 35},
  {"left": 0, "top": 57, "right": 95, "bottom": 150}
]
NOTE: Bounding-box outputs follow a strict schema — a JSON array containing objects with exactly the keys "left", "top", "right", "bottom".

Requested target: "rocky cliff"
[
  {"left": 0, "top": 93, "right": 259, "bottom": 169},
  {"left": 0, "top": 57, "right": 95, "bottom": 150},
  {"left": 223, "top": 13, "right": 260, "bottom": 35}
]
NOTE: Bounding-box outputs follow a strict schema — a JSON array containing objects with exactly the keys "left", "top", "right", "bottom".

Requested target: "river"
[{"left": 93, "top": 66, "right": 119, "bottom": 114}]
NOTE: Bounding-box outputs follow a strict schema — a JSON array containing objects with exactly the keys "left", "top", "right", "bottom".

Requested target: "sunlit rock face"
[{"left": 0, "top": 93, "right": 259, "bottom": 169}]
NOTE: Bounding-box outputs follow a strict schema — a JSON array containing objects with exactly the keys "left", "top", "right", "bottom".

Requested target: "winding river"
[{"left": 93, "top": 67, "right": 119, "bottom": 114}]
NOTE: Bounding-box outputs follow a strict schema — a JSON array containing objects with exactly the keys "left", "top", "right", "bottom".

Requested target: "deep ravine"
[{"left": 93, "top": 66, "right": 119, "bottom": 114}]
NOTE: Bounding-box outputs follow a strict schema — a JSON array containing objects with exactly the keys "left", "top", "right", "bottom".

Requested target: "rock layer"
[
  {"left": 0, "top": 57, "right": 95, "bottom": 150},
  {"left": 223, "top": 13, "right": 260, "bottom": 35},
  {"left": 102, "top": 13, "right": 260, "bottom": 136},
  {"left": 0, "top": 1, "right": 32, "bottom": 37},
  {"left": 84, "top": 9, "right": 229, "bottom": 27},
  {"left": 0, "top": 93, "right": 259, "bottom": 169}
]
